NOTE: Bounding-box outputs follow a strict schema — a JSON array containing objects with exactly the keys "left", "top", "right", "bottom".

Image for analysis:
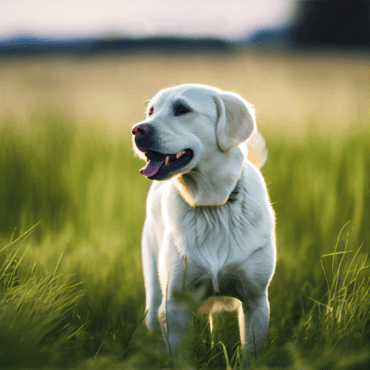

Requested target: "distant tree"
[{"left": 290, "top": 0, "right": 370, "bottom": 47}]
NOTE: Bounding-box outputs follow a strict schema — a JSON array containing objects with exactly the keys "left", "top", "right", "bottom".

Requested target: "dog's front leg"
[
  {"left": 238, "top": 291, "right": 270, "bottom": 367},
  {"left": 157, "top": 237, "right": 193, "bottom": 361},
  {"left": 158, "top": 295, "right": 193, "bottom": 358}
]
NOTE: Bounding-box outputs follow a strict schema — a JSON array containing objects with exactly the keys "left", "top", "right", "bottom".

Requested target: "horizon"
[{"left": 0, "top": 0, "right": 293, "bottom": 42}]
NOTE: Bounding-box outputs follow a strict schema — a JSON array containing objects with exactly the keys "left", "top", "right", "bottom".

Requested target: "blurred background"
[
  {"left": 0, "top": 1, "right": 369, "bottom": 368},
  {"left": 0, "top": 0, "right": 368, "bottom": 134}
]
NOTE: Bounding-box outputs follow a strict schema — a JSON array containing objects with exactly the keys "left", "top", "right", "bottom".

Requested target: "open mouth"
[{"left": 139, "top": 148, "right": 193, "bottom": 180}]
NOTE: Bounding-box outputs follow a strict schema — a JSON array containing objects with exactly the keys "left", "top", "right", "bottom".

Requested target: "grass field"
[{"left": 0, "top": 51, "right": 369, "bottom": 369}]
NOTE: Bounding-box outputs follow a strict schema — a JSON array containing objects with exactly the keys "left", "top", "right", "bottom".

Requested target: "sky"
[{"left": 0, "top": 0, "right": 294, "bottom": 40}]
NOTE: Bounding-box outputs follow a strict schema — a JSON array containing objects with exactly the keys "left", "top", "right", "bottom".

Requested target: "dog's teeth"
[{"left": 165, "top": 156, "right": 170, "bottom": 165}]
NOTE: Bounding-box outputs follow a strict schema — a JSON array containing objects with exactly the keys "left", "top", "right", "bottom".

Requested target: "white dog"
[{"left": 132, "top": 84, "right": 276, "bottom": 367}]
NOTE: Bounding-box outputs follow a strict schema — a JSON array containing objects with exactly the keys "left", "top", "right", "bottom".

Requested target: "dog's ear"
[{"left": 214, "top": 91, "right": 256, "bottom": 152}]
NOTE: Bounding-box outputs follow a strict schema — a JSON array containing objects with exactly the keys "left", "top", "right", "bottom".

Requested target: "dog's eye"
[
  {"left": 174, "top": 104, "right": 190, "bottom": 116},
  {"left": 148, "top": 106, "right": 154, "bottom": 116}
]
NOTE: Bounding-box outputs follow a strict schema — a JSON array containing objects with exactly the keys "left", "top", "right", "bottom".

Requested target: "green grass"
[{"left": 0, "top": 112, "right": 369, "bottom": 369}]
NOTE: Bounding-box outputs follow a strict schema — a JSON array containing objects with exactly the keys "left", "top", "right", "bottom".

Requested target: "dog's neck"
[{"left": 174, "top": 147, "right": 244, "bottom": 207}]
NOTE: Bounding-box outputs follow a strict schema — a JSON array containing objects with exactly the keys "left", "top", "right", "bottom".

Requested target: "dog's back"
[{"left": 246, "top": 131, "right": 268, "bottom": 170}]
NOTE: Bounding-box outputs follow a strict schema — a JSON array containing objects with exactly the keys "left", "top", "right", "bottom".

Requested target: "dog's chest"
[{"left": 173, "top": 201, "right": 261, "bottom": 280}]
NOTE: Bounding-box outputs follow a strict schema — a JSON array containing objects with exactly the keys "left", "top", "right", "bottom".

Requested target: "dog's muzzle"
[{"left": 132, "top": 123, "right": 193, "bottom": 180}]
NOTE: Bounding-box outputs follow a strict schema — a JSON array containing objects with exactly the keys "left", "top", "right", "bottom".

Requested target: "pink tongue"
[{"left": 140, "top": 159, "right": 165, "bottom": 177}]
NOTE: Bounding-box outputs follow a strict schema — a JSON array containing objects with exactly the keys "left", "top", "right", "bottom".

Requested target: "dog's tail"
[{"left": 246, "top": 131, "right": 268, "bottom": 169}]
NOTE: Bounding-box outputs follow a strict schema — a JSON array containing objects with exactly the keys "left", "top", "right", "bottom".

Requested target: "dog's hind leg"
[{"left": 209, "top": 313, "right": 213, "bottom": 335}]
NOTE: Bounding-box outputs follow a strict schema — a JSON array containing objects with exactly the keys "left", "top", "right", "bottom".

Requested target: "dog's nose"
[{"left": 132, "top": 123, "right": 149, "bottom": 139}]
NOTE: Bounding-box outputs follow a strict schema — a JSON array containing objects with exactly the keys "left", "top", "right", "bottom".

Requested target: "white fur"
[{"left": 132, "top": 84, "right": 276, "bottom": 367}]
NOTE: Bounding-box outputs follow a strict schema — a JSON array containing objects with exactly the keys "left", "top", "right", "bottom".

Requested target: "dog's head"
[{"left": 132, "top": 84, "right": 257, "bottom": 206}]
